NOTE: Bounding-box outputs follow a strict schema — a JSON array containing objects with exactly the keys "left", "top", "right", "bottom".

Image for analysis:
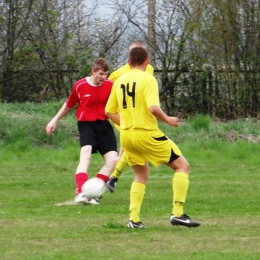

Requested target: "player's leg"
[
  {"left": 119, "top": 129, "right": 147, "bottom": 228},
  {"left": 75, "top": 122, "right": 99, "bottom": 205},
  {"left": 127, "top": 162, "right": 148, "bottom": 229},
  {"left": 75, "top": 122, "right": 97, "bottom": 196},
  {"left": 166, "top": 153, "right": 200, "bottom": 227},
  {"left": 75, "top": 150, "right": 117, "bottom": 205},
  {"left": 95, "top": 119, "right": 118, "bottom": 184},
  {"left": 75, "top": 145, "right": 92, "bottom": 195},
  {"left": 134, "top": 130, "right": 200, "bottom": 227},
  {"left": 74, "top": 145, "right": 99, "bottom": 205},
  {"left": 112, "top": 147, "right": 128, "bottom": 179},
  {"left": 106, "top": 145, "right": 128, "bottom": 192},
  {"left": 166, "top": 155, "right": 189, "bottom": 217},
  {"left": 96, "top": 150, "right": 118, "bottom": 183},
  {"left": 112, "top": 145, "right": 126, "bottom": 179}
]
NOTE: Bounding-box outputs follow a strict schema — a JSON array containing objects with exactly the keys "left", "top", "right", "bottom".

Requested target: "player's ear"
[
  {"left": 145, "top": 59, "right": 149, "bottom": 65},
  {"left": 127, "top": 59, "right": 130, "bottom": 65}
]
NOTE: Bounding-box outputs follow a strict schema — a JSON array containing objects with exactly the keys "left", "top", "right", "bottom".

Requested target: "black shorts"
[{"left": 77, "top": 120, "right": 117, "bottom": 155}]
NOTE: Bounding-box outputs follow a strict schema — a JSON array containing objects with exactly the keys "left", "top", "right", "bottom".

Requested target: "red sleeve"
[{"left": 66, "top": 81, "right": 81, "bottom": 109}]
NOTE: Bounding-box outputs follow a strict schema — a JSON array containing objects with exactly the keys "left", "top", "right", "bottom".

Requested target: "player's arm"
[
  {"left": 105, "top": 84, "right": 120, "bottom": 126},
  {"left": 144, "top": 76, "right": 179, "bottom": 127},
  {"left": 106, "top": 112, "right": 120, "bottom": 126},
  {"left": 149, "top": 105, "right": 179, "bottom": 128},
  {"left": 105, "top": 100, "right": 120, "bottom": 126},
  {"left": 46, "top": 102, "right": 71, "bottom": 135}
]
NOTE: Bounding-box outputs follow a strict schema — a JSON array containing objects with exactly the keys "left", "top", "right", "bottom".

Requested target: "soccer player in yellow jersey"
[
  {"left": 105, "top": 47, "right": 200, "bottom": 228},
  {"left": 106, "top": 41, "right": 154, "bottom": 193}
]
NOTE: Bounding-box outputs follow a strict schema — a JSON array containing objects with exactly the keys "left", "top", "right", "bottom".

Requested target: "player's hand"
[
  {"left": 46, "top": 122, "right": 56, "bottom": 135},
  {"left": 167, "top": 117, "right": 179, "bottom": 128}
]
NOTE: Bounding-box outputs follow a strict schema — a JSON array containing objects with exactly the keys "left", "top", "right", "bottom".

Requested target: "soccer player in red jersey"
[{"left": 46, "top": 58, "right": 117, "bottom": 205}]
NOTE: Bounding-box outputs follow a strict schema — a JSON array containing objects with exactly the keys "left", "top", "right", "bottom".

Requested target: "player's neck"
[
  {"left": 131, "top": 64, "right": 147, "bottom": 72},
  {"left": 88, "top": 76, "right": 100, "bottom": 86}
]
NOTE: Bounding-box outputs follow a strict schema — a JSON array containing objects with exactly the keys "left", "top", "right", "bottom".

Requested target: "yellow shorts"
[{"left": 120, "top": 128, "right": 182, "bottom": 167}]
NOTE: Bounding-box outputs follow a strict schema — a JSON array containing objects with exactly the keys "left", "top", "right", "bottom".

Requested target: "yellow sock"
[
  {"left": 172, "top": 172, "right": 189, "bottom": 217},
  {"left": 129, "top": 182, "right": 145, "bottom": 222},
  {"left": 111, "top": 152, "right": 128, "bottom": 179}
]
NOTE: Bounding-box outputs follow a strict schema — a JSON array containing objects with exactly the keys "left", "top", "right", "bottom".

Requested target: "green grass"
[{"left": 0, "top": 103, "right": 260, "bottom": 259}]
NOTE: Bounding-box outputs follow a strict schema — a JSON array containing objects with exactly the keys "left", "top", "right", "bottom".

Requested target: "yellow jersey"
[
  {"left": 108, "top": 63, "right": 154, "bottom": 82},
  {"left": 106, "top": 68, "right": 160, "bottom": 131},
  {"left": 108, "top": 63, "right": 154, "bottom": 132}
]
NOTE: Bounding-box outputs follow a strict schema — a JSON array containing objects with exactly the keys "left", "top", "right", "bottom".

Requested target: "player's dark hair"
[
  {"left": 92, "top": 58, "right": 109, "bottom": 72},
  {"left": 128, "top": 47, "right": 148, "bottom": 66}
]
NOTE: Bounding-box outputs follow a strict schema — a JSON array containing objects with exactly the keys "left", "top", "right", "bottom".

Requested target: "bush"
[
  {"left": 0, "top": 103, "right": 259, "bottom": 150},
  {"left": 190, "top": 114, "right": 211, "bottom": 132},
  {"left": 0, "top": 102, "right": 78, "bottom": 149}
]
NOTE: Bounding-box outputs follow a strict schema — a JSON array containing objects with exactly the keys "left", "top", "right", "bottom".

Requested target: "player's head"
[
  {"left": 128, "top": 41, "right": 146, "bottom": 52},
  {"left": 128, "top": 47, "right": 149, "bottom": 67},
  {"left": 91, "top": 58, "right": 109, "bottom": 85},
  {"left": 91, "top": 58, "right": 109, "bottom": 73}
]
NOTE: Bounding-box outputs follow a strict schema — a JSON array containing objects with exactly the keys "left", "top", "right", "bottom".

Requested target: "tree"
[
  {"left": 185, "top": 0, "right": 260, "bottom": 118},
  {"left": 1, "top": 0, "right": 259, "bottom": 118},
  {"left": 147, "top": 0, "right": 156, "bottom": 66},
  {"left": 108, "top": 0, "right": 193, "bottom": 114},
  {"left": 1, "top": 0, "right": 35, "bottom": 101},
  {"left": 0, "top": 0, "right": 131, "bottom": 102}
]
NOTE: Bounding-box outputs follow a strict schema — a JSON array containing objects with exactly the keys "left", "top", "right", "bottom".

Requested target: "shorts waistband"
[{"left": 121, "top": 128, "right": 158, "bottom": 132}]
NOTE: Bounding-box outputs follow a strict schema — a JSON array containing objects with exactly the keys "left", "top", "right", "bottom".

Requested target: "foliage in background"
[
  {"left": 0, "top": 102, "right": 259, "bottom": 151},
  {"left": 1, "top": 1, "right": 260, "bottom": 119},
  {"left": 0, "top": 101, "right": 76, "bottom": 149},
  {"left": 0, "top": 0, "right": 127, "bottom": 102}
]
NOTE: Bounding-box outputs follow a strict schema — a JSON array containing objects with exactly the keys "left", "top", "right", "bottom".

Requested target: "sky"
[{"left": 85, "top": 0, "right": 113, "bottom": 16}]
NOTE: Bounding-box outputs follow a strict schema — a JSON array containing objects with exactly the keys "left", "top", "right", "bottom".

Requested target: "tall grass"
[
  {"left": 1, "top": 102, "right": 259, "bottom": 149},
  {"left": 0, "top": 101, "right": 78, "bottom": 148}
]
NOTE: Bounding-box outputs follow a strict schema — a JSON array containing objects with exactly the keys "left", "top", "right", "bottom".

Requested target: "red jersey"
[{"left": 66, "top": 77, "right": 113, "bottom": 121}]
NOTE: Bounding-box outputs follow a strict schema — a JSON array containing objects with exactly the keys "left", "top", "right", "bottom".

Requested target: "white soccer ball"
[{"left": 81, "top": 177, "right": 106, "bottom": 198}]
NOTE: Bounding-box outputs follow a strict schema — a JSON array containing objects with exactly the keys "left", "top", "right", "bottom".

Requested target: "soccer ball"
[{"left": 81, "top": 177, "right": 106, "bottom": 198}]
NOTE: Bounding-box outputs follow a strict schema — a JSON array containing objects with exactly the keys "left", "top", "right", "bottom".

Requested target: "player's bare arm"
[
  {"left": 46, "top": 102, "right": 71, "bottom": 135},
  {"left": 149, "top": 105, "right": 179, "bottom": 127},
  {"left": 106, "top": 112, "right": 120, "bottom": 126}
]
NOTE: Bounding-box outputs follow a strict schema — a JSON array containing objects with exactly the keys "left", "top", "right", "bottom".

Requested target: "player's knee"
[
  {"left": 80, "top": 152, "right": 91, "bottom": 164},
  {"left": 184, "top": 162, "right": 190, "bottom": 173}
]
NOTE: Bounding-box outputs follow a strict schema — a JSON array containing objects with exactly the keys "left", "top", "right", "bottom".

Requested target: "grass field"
[{"left": 0, "top": 103, "right": 260, "bottom": 259}]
